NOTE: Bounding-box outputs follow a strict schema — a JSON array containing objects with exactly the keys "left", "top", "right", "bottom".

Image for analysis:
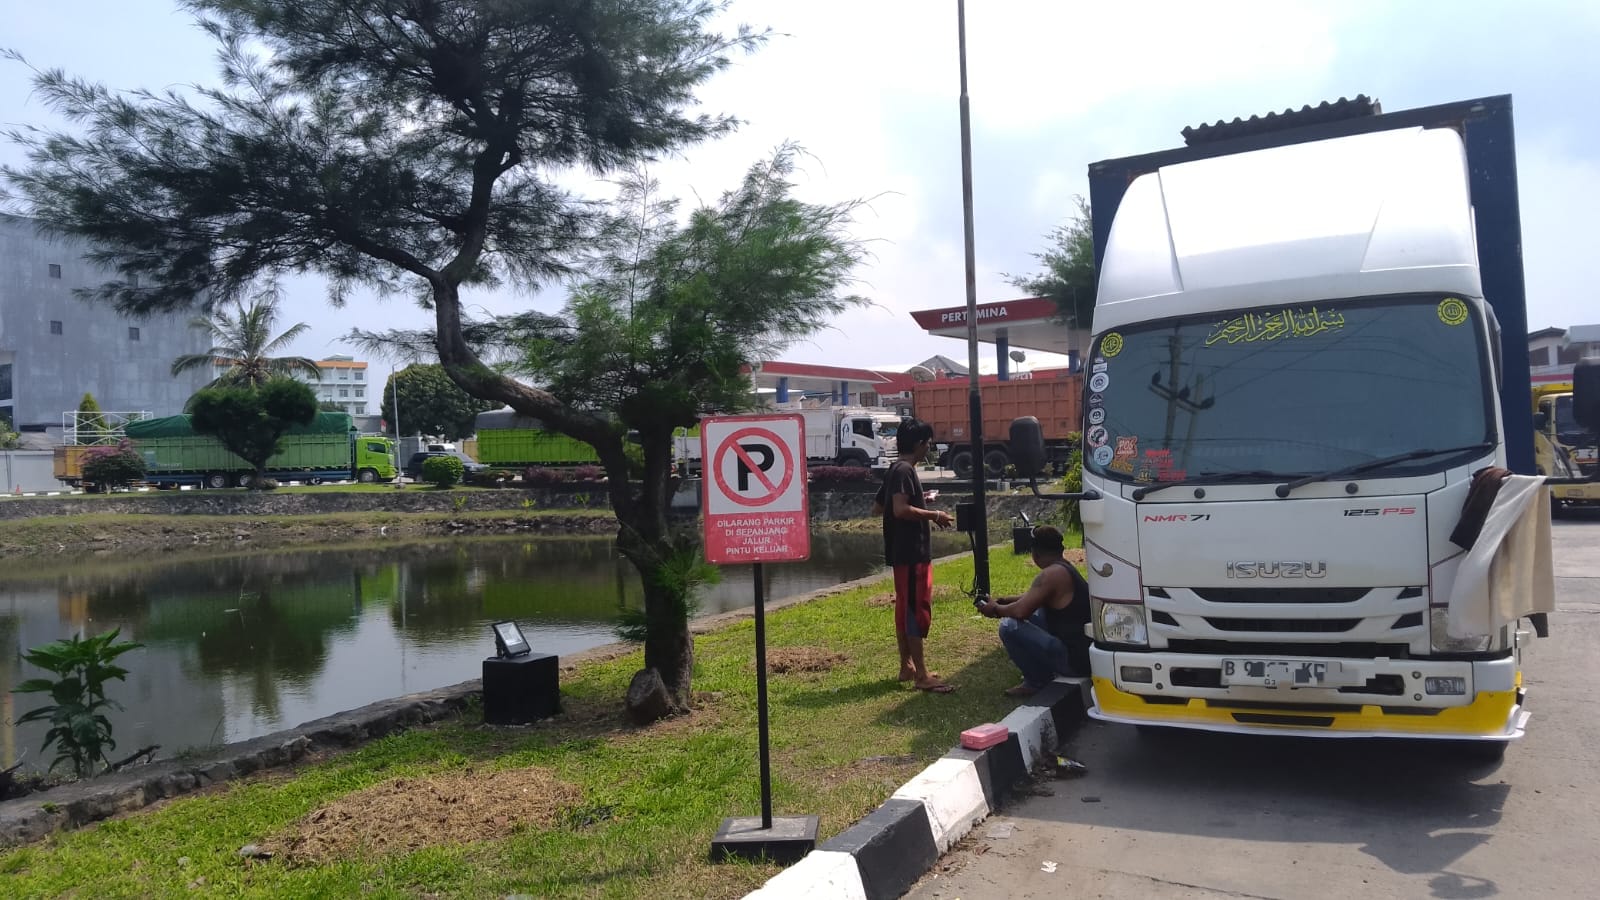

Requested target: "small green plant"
[
  {"left": 573, "top": 491, "right": 590, "bottom": 507},
  {"left": 13, "top": 628, "right": 143, "bottom": 777},
  {"left": 422, "top": 455, "right": 465, "bottom": 488},
  {"left": 521, "top": 497, "right": 537, "bottom": 510},
  {"left": 452, "top": 494, "right": 469, "bottom": 512}
]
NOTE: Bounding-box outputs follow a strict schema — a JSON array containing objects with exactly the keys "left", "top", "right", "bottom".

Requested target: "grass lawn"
[{"left": 0, "top": 544, "right": 1076, "bottom": 899}]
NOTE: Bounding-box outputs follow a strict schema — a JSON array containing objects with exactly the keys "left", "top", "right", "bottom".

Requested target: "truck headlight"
[
  {"left": 1099, "top": 603, "right": 1148, "bottom": 646},
  {"left": 1429, "top": 608, "right": 1492, "bottom": 653}
]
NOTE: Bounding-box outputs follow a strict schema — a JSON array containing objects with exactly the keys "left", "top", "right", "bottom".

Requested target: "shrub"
[
  {"left": 422, "top": 455, "right": 465, "bottom": 487},
  {"left": 622, "top": 442, "right": 646, "bottom": 479},
  {"left": 808, "top": 465, "right": 876, "bottom": 483},
  {"left": 13, "top": 628, "right": 143, "bottom": 777},
  {"left": 571, "top": 464, "right": 604, "bottom": 482},
  {"left": 1056, "top": 432, "right": 1084, "bottom": 532},
  {"left": 81, "top": 440, "right": 146, "bottom": 491},
  {"left": 522, "top": 466, "right": 567, "bottom": 488}
]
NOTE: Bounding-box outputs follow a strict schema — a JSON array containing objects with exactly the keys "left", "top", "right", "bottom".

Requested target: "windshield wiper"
[
  {"left": 1131, "top": 470, "right": 1283, "bottom": 501},
  {"left": 1273, "top": 441, "right": 1496, "bottom": 499}
]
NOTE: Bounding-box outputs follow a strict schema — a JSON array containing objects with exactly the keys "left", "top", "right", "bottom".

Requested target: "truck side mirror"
[
  {"left": 1533, "top": 412, "right": 1549, "bottom": 433},
  {"left": 1575, "top": 359, "right": 1600, "bottom": 433},
  {"left": 1009, "top": 417, "right": 1047, "bottom": 477}
]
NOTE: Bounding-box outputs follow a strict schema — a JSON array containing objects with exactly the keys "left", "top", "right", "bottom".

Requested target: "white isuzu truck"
[{"left": 1010, "top": 95, "right": 1568, "bottom": 755}]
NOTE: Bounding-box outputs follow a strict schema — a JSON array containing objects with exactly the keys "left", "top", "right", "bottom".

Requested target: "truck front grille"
[
  {"left": 1166, "top": 640, "right": 1412, "bottom": 659},
  {"left": 1203, "top": 617, "right": 1361, "bottom": 633},
  {"left": 1190, "top": 587, "right": 1369, "bottom": 604}
]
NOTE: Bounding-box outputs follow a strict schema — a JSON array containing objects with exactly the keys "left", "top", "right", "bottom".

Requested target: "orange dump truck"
[{"left": 911, "top": 372, "right": 1083, "bottom": 478}]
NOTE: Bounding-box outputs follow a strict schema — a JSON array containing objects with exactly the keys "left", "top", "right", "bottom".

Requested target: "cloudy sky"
[{"left": 3, "top": 0, "right": 1598, "bottom": 396}]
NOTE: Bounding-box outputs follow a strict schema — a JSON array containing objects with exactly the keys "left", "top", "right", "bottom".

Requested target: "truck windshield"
[{"left": 1085, "top": 295, "right": 1494, "bottom": 484}]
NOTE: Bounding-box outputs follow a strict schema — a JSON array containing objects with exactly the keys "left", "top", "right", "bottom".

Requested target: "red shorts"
[{"left": 893, "top": 562, "right": 934, "bottom": 638}]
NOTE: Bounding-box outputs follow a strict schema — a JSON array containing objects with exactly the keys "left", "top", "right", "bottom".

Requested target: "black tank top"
[{"left": 1042, "top": 560, "right": 1092, "bottom": 675}]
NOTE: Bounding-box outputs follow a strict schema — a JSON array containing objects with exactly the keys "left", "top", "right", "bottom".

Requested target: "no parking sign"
[{"left": 701, "top": 414, "right": 810, "bottom": 564}]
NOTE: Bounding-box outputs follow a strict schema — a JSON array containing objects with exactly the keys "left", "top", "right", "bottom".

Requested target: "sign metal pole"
[{"left": 753, "top": 561, "right": 773, "bottom": 828}]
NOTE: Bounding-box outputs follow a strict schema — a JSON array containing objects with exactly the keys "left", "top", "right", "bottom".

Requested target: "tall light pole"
[
  {"left": 957, "top": 0, "right": 989, "bottom": 601},
  {"left": 391, "top": 365, "right": 404, "bottom": 487}
]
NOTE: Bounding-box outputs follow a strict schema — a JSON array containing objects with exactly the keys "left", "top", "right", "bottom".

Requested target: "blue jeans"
[{"left": 999, "top": 610, "right": 1077, "bottom": 689}]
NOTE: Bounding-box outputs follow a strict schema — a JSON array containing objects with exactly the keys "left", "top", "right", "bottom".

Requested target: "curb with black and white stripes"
[{"left": 743, "top": 676, "right": 1091, "bottom": 900}]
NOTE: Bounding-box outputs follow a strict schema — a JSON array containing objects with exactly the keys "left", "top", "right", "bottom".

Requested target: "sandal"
[{"left": 915, "top": 680, "right": 956, "bottom": 694}]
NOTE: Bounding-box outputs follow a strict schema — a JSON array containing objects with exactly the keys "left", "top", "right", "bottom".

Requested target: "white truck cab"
[{"left": 1058, "top": 123, "right": 1536, "bottom": 749}]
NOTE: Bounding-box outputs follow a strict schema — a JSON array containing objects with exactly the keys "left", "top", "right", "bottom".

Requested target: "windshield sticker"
[
  {"left": 1114, "top": 436, "right": 1138, "bottom": 461},
  {"left": 1438, "top": 297, "right": 1469, "bottom": 326},
  {"left": 1088, "top": 407, "right": 1105, "bottom": 425},
  {"left": 1092, "top": 445, "right": 1115, "bottom": 467},
  {"left": 1086, "top": 425, "right": 1109, "bottom": 448},
  {"left": 1101, "top": 333, "right": 1124, "bottom": 357},
  {"left": 1144, "top": 448, "right": 1187, "bottom": 482},
  {"left": 1089, "top": 372, "right": 1110, "bottom": 392},
  {"left": 1088, "top": 392, "right": 1104, "bottom": 406},
  {"left": 1205, "top": 307, "right": 1345, "bottom": 347}
]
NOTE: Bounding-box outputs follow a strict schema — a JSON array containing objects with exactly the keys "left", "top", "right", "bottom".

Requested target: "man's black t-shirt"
[
  {"left": 1043, "top": 561, "right": 1092, "bottom": 675},
  {"left": 881, "top": 461, "right": 931, "bottom": 566}
]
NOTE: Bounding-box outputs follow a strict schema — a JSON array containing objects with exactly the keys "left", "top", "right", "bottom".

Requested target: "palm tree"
[{"left": 172, "top": 292, "right": 322, "bottom": 390}]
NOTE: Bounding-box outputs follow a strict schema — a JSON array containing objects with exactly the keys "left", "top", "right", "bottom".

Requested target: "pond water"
[{"left": 0, "top": 531, "right": 968, "bottom": 771}]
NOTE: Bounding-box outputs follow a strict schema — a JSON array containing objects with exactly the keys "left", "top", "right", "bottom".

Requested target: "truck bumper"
[{"left": 1088, "top": 647, "right": 1526, "bottom": 741}]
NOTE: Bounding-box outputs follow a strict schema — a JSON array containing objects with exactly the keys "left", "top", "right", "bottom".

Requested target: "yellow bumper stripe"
[{"left": 1093, "top": 677, "right": 1520, "bottom": 738}]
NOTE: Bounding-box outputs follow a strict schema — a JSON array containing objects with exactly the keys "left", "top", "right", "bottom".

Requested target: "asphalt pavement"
[{"left": 909, "top": 514, "right": 1600, "bottom": 900}]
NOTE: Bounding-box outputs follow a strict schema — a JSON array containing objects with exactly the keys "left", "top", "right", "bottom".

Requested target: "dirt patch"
[
  {"left": 766, "top": 647, "right": 848, "bottom": 674},
  {"left": 263, "top": 766, "right": 581, "bottom": 863},
  {"left": 865, "top": 584, "right": 968, "bottom": 608}
]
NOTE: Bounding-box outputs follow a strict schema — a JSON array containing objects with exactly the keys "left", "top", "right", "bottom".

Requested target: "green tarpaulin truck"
[{"left": 56, "top": 411, "right": 397, "bottom": 489}]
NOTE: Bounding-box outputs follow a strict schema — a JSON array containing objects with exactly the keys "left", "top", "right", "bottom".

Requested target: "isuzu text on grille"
[{"left": 1225, "top": 561, "right": 1329, "bottom": 579}]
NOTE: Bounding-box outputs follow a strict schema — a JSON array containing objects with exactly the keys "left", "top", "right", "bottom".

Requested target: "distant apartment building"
[
  {"left": 0, "top": 214, "right": 211, "bottom": 431},
  {"left": 305, "top": 355, "right": 370, "bottom": 416}
]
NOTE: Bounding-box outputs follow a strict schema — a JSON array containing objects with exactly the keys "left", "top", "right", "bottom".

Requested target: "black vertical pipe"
[
  {"left": 753, "top": 561, "right": 773, "bottom": 828},
  {"left": 956, "top": 0, "right": 990, "bottom": 598}
]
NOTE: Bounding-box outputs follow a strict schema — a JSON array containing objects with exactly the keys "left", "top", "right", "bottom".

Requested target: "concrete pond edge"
[
  {"left": 0, "top": 551, "right": 981, "bottom": 849},
  {"left": 0, "top": 680, "right": 482, "bottom": 849},
  {"left": 743, "top": 676, "right": 1092, "bottom": 900}
]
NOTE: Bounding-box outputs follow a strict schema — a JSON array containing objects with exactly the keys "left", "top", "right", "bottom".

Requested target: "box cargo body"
[
  {"left": 912, "top": 376, "right": 1082, "bottom": 477},
  {"left": 913, "top": 377, "right": 1081, "bottom": 444},
  {"left": 138, "top": 432, "right": 351, "bottom": 474},
  {"left": 474, "top": 410, "right": 600, "bottom": 467}
]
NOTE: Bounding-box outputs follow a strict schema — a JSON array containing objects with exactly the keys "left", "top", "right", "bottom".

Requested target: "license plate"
[{"left": 1222, "top": 659, "right": 1338, "bottom": 688}]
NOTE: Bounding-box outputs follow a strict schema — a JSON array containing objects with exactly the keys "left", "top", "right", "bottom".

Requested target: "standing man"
[
  {"left": 978, "top": 525, "right": 1090, "bottom": 697},
  {"left": 881, "top": 418, "right": 956, "bottom": 693}
]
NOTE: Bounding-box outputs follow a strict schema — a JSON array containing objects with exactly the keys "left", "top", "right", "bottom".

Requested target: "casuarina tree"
[
  {"left": 3, "top": 0, "right": 772, "bottom": 717},
  {"left": 1006, "top": 196, "right": 1098, "bottom": 336},
  {"left": 356, "top": 148, "right": 869, "bottom": 710}
]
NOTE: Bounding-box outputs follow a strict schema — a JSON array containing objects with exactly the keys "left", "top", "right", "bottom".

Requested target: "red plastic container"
[{"left": 959, "top": 723, "right": 1010, "bottom": 750}]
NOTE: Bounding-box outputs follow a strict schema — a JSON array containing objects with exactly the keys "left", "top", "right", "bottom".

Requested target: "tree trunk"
[{"left": 428, "top": 281, "right": 699, "bottom": 712}]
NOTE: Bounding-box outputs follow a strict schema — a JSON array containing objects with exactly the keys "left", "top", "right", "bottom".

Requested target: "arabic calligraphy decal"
[
  {"left": 1205, "top": 307, "right": 1345, "bottom": 347},
  {"left": 1101, "top": 333, "right": 1124, "bottom": 357},
  {"left": 1437, "top": 297, "right": 1469, "bottom": 326}
]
